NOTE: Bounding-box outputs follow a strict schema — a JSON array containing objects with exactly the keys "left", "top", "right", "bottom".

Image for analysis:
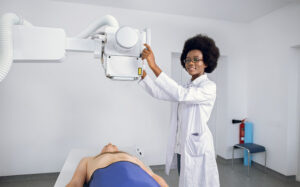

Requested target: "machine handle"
[
  {"left": 143, "top": 28, "right": 151, "bottom": 46},
  {"left": 146, "top": 28, "right": 151, "bottom": 46}
]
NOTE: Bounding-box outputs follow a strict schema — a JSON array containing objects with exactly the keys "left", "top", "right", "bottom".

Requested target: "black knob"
[{"left": 232, "top": 119, "right": 243, "bottom": 124}]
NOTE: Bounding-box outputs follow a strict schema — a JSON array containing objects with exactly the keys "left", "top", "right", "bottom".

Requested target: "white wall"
[
  {"left": 247, "top": 2, "right": 300, "bottom": 176},
  {"left": 0, "top": 0, "right": 248, "bottom": 176}
]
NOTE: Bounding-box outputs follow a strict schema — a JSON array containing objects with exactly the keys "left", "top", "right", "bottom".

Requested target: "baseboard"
[
  {"left": 216, "top": 155, "right": 297, "bottom": 182},
  {"left": 216, "top": 155, "right": 243, "bottom": 164},
  {"left": 150, "top": 165, "right": 165, "bottom": 171}
]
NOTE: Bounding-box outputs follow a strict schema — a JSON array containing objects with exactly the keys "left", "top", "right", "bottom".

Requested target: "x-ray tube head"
[{"left": 101, "top": 26, "right": 149, "bottom": 81}]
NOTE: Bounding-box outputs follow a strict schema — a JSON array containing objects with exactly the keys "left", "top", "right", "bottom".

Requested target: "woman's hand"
[
  {"left": 142, "top": 44, "right": 156, "bottom": 68},
  {"left": 141, "top": 44, "right": 162, "bottom": 77}
]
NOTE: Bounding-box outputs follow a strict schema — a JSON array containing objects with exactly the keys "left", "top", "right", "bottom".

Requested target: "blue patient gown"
[{"left": 86, "top": 161, "right": 160, "bottom": 187}]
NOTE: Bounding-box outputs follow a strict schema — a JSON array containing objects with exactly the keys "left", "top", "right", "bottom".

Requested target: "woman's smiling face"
[{"left": 184, "top": 50, "right": 207, "bottom": 79}]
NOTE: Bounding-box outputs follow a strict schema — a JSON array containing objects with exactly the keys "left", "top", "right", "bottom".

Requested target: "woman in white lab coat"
[{"left": 139, "top": 34, "right": 220, "bottom": 187}]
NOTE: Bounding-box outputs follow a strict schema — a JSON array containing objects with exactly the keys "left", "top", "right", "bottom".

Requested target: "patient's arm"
[
  {"left": 66, "top": 157, "right": 89, "bottom": 187},
  {"left": 133, "top": 157, "right": 169, "bottom": 187},
  {"left": 152, "top": 174, "right": 169, "bottom": 187}
]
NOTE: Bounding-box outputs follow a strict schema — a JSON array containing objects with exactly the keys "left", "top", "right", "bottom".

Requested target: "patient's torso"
[
  {"left": 86, "top": 152, "right": 142, "bottom": 181},
  {"left": 86, "top": 161, "right": 160, "bottom": 187}
]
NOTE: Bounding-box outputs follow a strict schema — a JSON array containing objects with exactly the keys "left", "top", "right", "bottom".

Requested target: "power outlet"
[{"left": 136, "top": 147, "right": 144, "bottom": 158}]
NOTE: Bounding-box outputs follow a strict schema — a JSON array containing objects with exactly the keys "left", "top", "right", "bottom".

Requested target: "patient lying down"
[{"left": 66, "top": 143, "right": 169, "bottom": 187}]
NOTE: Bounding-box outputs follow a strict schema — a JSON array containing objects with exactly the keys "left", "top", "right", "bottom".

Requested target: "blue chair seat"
[{"left": 234, "top": 143, "right": 266, "bottom": 153}]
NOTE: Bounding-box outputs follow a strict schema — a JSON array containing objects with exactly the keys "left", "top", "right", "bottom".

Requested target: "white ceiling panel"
[{"left": 53, "top": 0, "right": 297, "bottom": 22}]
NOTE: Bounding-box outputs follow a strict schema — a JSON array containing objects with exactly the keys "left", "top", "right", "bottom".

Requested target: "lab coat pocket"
[{"left": 186, "top": 132, "right": 208, "bottom": 157}]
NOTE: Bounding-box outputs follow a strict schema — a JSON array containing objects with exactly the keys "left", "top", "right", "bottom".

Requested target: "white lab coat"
[{"left": 139, "top": 72, "right": 220, "bottom": 187}]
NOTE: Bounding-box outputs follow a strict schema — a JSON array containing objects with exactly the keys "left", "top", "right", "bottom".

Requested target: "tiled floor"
[
  {"left": 1, "top": 160, "right": 300, "bottom": 187},
  {"left": 0, "top": 173, "right": 58, "bottom": 187},
  {"left": 151, "top": 160, "right": 300, "bottom": 187}
]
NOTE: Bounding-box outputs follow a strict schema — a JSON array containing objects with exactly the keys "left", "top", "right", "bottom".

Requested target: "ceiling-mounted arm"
[
  {"left": 0, "top": 13, "right": 151, "bottom": 82},
  {"left": 75, "top": 15, "right": 119, "bottom": 39},
  {"left": 0, "top": 13, "right": 32, "bottom": 82}
]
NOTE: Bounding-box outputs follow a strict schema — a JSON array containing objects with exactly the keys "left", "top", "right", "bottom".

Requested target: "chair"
[{"left": 232, "top": 143, "right": 267, "bottom": 176}]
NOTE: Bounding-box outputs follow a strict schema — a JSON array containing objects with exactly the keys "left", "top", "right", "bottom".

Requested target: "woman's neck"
[{"left": 191, "top": 72, "right": 204, "bottom": 81}]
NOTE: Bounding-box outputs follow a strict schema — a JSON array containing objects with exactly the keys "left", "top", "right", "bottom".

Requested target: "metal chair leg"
[
  {"left": 247, "top": 150, "right": 250, "bottom": 177},
  {"left": 232, "top": 147, "right": 234, "bottom": 169},
  {"left": 264, "top": 151, "right": 267, "bottom": 173}
]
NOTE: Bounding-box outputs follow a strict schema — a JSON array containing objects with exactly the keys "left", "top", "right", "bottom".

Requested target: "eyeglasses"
[{"left": 183, "top": 57, "right": 203, "bottom": 64}]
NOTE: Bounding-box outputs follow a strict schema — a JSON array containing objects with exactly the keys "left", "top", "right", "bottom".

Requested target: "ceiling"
[{"left": 54, "top": 0, "right": 298, "bottom": 22}]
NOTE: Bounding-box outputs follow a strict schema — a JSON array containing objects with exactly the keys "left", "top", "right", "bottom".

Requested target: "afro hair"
[{"left": 180, "top": 34, "right": 220, "bottom": 73}]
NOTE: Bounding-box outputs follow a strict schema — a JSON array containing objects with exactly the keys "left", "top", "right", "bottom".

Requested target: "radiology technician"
[{"left": 139, "top": 34, "right": 220, "bottom": 187}]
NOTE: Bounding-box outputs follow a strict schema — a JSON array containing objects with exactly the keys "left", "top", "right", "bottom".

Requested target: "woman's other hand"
[{"left": 141, "top": 70, "right": 147, "bottom": 79}]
